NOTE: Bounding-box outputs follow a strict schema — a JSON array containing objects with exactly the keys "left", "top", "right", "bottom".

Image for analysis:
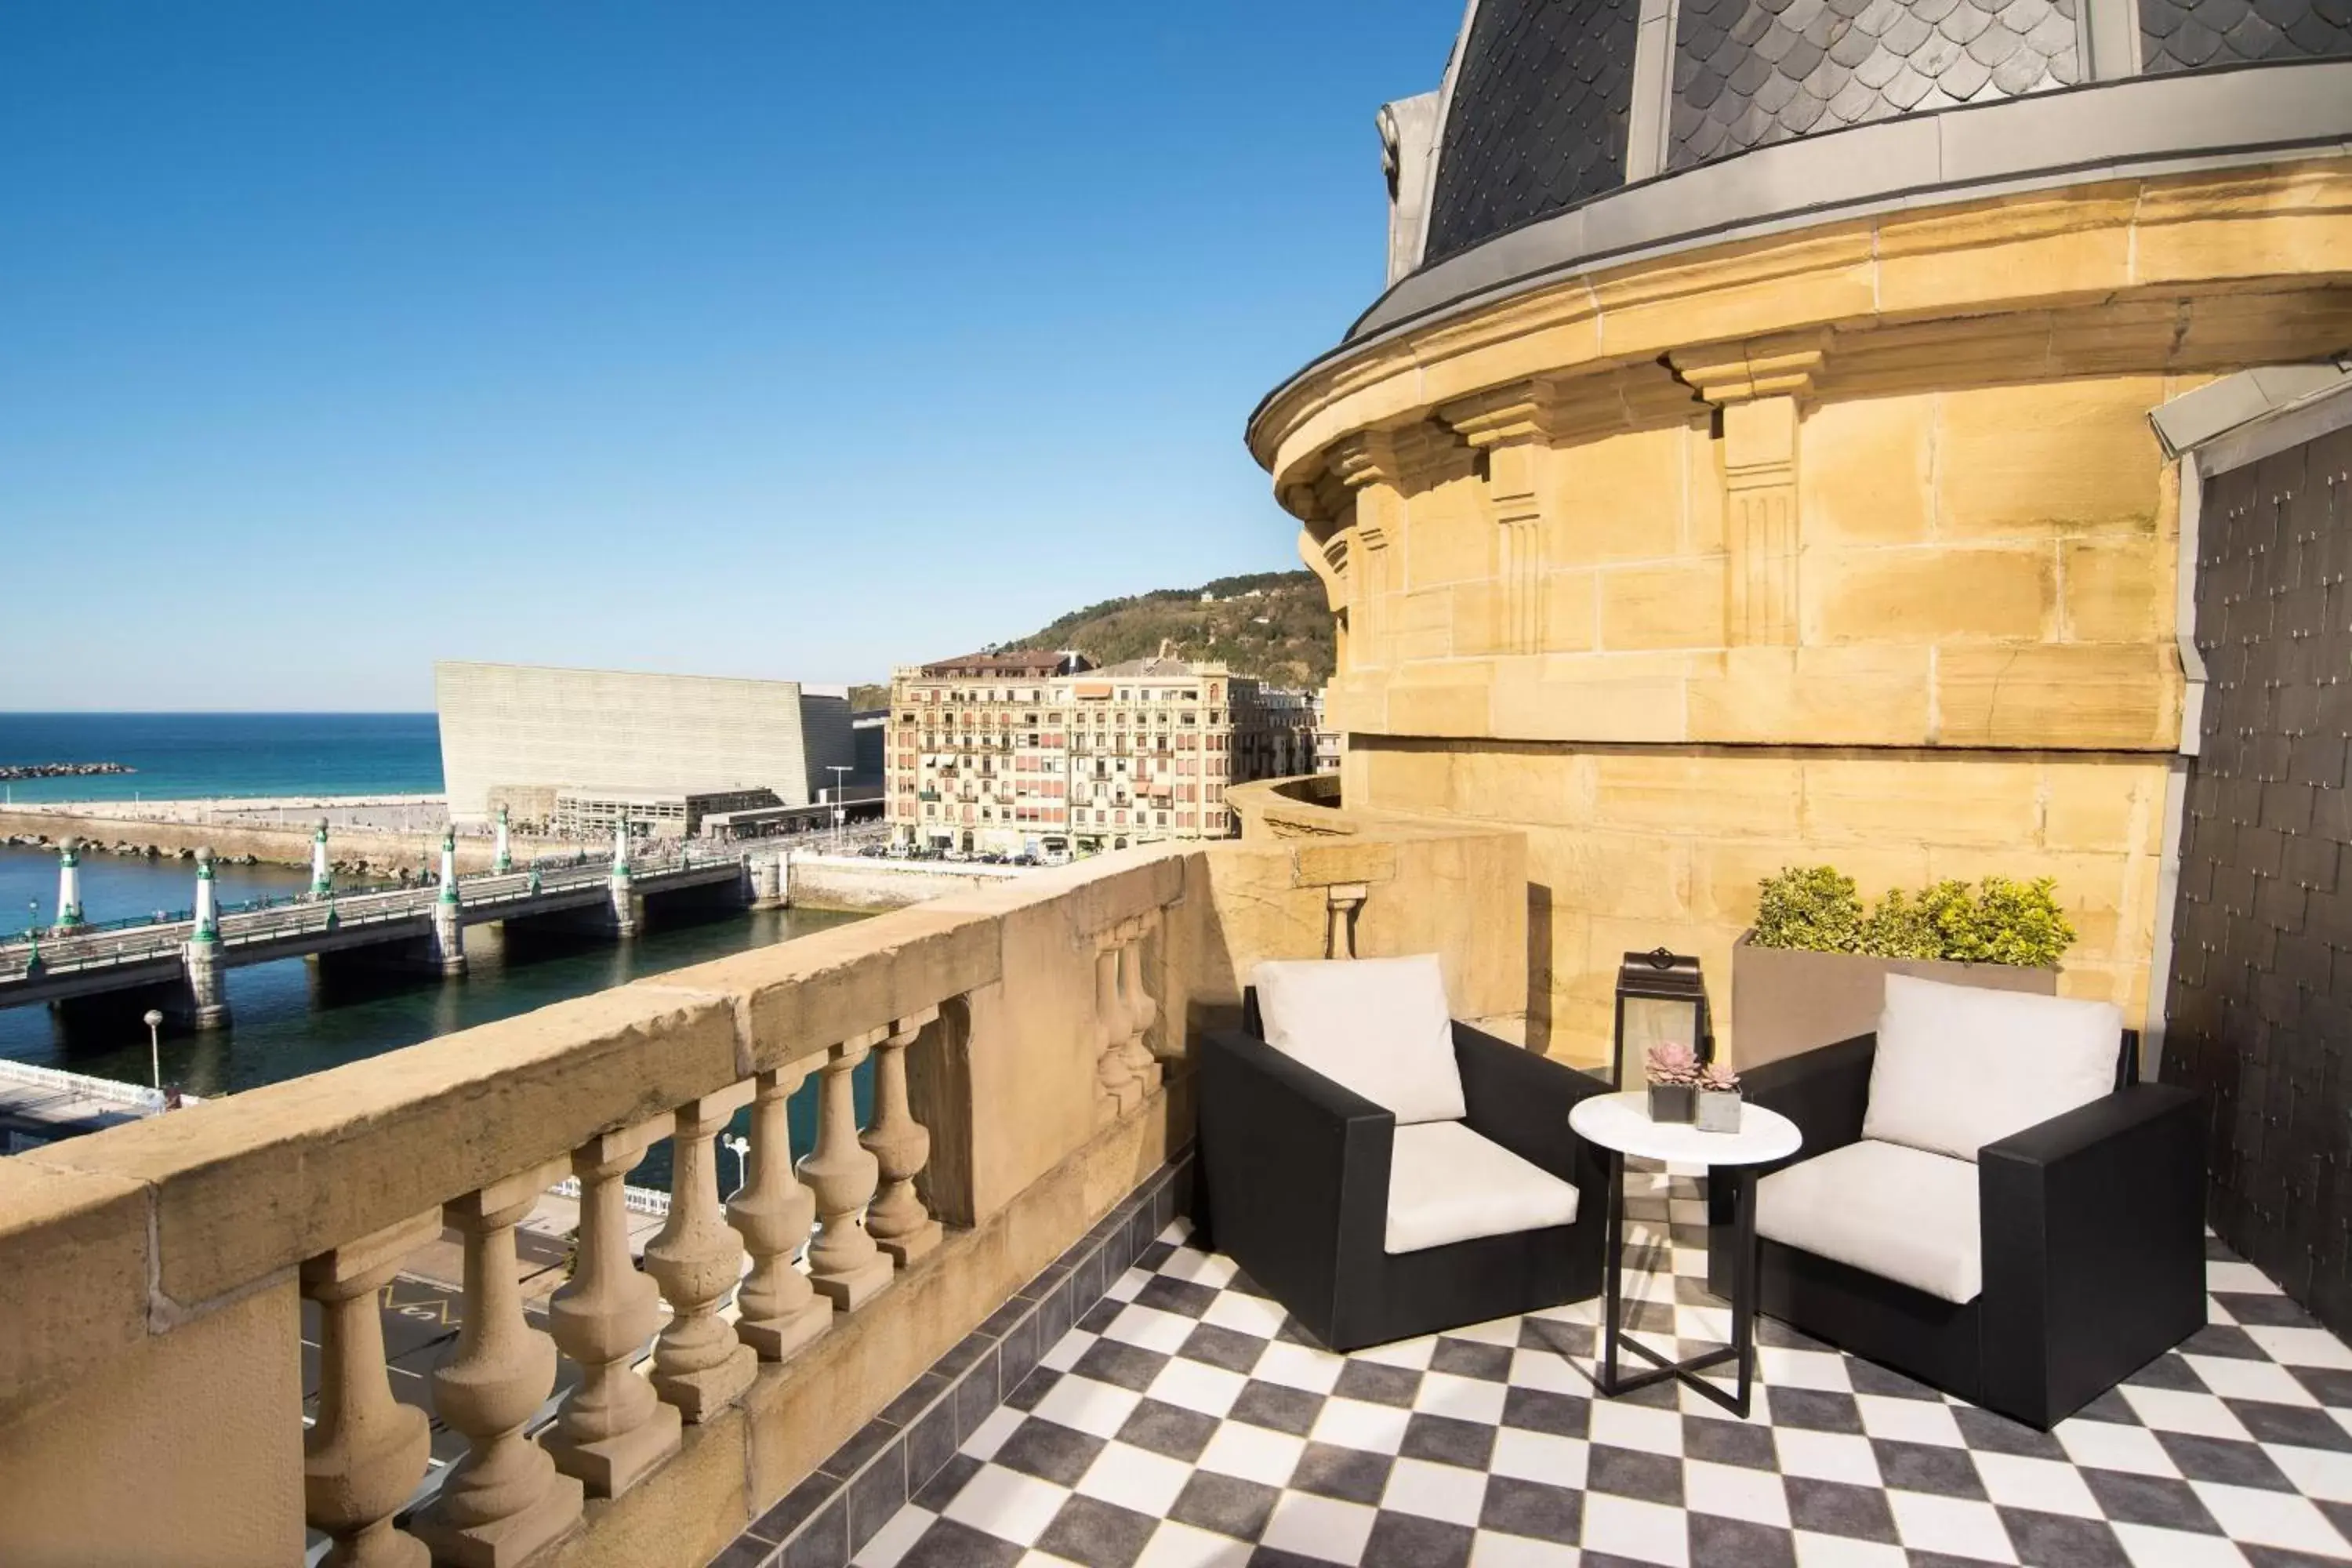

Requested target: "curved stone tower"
[{"left": 1249, "top": 0, "right": 2351, "bottom": 1065}]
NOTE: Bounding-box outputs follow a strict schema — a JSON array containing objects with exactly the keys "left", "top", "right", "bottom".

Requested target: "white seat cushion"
[
  {"left": 1254, "top": 954, "right": 1467, "bottom": 1126},
  {"left": 1862, "top": 972, "right": 2123, "bottom": 1163},
  {"left": 1756, "top": 1139, "right": 1983, "bottom": 1304},
  {"left": 1385, "top": 1121, "right": 1581, "bottom": 1255}
]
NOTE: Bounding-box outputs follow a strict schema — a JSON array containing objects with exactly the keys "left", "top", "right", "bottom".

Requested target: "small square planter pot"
[
  {"left": 1696, "top": 1090, "right": 1743, "bottom": 1134},
  {"left": 1647, "top": 1083, "right": 1696, "bottom": 1123}
]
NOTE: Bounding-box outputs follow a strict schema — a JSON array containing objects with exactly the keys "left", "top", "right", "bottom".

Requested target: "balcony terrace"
[
  {"left": 0, "top": 778, "right": 1519, "bottom": 1567},
  {"left": 5, "top": 779, "right": 2347, "bottom": 1568}
]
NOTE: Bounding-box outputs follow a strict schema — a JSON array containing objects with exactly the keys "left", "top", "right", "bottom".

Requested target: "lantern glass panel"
[{"left": 1618, "top": 995, "right": 1700, "bottom": 1088}]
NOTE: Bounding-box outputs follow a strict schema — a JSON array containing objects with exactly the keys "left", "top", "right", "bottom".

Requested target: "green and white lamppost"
[
  {"left": 494, "top": 804, "right": 514, "bottom": 875},
  {"left": 54, "top": 839, "right": 85, "bottom": 931},
  {"left": 430, "top": 829, "right": 467, "bottom": 976},
  {"left": 310, "top": 818, "right": 333, "bottom": 899},
  {"left": 183, "top": 849, "right": 230, "bottom": 1030}
]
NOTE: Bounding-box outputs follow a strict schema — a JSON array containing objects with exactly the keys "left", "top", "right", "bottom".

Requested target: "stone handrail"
[{"left": 0, "top": 820, "right": 1528, "bottom": 1566}]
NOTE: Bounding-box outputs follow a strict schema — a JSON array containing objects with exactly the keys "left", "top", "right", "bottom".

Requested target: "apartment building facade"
[{"left": 887, "top": 652, "right": 1284, "bottom": 855}]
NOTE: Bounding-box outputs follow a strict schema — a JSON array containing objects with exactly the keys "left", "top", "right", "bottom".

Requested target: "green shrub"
[
  {"left": 1751, "top": 866, "right": 1864, "bottom": 953},
  {"left": 1753, "top": 868, "right": 2075, "bottom": 967}
]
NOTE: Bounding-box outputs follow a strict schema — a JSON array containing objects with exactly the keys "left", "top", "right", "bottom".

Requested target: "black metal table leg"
[
  {"left": 1599, "top": 1150, "right": 1625, "bottom": 1396},
  {"left": 1592, "top": 1160, "right": 1761, "bottom": 1417}
]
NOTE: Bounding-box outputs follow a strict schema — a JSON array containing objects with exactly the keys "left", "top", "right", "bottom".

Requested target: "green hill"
[
  {"left": 853, "top": 571, "right": 1337, "bottom": 704},
  {"left": 1004, "top": 571, "right": 1333, "bottom": 689}
]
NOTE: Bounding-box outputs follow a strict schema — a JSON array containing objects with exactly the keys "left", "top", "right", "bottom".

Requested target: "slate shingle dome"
[{"left": 1418, "top": 0, "right": 2352, "bottom": 267}]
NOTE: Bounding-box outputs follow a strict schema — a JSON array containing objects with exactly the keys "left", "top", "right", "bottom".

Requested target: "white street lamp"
[
  {"left": 721, "top": 1134, "right": 750, "bottom": 1200},
  {"left": 143, "top": 1009, "right": 165, "bottom": 1094}
]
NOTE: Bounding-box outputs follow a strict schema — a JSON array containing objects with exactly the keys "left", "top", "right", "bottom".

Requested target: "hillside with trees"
[
  {"left": 853, "top": 571, "right": 1337, "bottom": 703},
  {"left": 1005, "top": 571, "right": 1333, "bottom": 688}
]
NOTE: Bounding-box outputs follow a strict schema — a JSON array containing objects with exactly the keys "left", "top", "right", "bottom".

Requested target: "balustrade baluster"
[
  {"left": 1094, "top": 938, "right": 1138, "bottom": 1120},
  {"left": 546, "top": 1119, "right": 680, "bottom": 1496},
  {"left": 644, "top": 1087, "right": 757, "bottom": 1421},
  {"left": 800, "top": 1029, "right": 895, "bottom": 1310},
  {"left": 303, "top": 1213, "right": 438, "bottom": 1568},
  {"left": 728, "top": 1062, "right": 833, "bottom": 1359},
  {"left": 862, "top": 1008, "right": 943, "bottom": 1267},
  {"left": 1117, "top": 924, "right": 1163, "bottom": 1098},
  {"left": 413, "top": 1167, "right": 583, "bottom": 1568}
]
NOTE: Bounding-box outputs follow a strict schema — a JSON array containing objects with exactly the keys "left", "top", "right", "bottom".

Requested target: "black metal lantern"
[{"left": 1613, "top": 948, "right": 1713, "bottom": 1089}]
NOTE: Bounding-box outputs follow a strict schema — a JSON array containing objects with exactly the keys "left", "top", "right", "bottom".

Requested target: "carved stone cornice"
[
  {"left": 1329, "top": 421, "right": 1472, "bottom": 494},
  {"left": 1669, "top": 332, "right": 1831, "bottom": 404}
]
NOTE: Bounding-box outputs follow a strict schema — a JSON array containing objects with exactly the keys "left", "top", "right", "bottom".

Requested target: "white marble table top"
[{"left": 1568, "top": 1090, "right": 1802, "bottom": 1167}]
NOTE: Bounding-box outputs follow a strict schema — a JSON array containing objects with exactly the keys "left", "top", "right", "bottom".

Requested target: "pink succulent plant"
[
  {"left": 1698, "top": 1062, "right": 1740, "bottom": 1094},
  {"left": 1644, "top": 1042, "right": 1701, "bottom": 1087}
]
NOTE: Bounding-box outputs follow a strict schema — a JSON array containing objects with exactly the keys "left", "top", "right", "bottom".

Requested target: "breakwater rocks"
[
  {"left": 3, "top": 832, "right": 276, "bottom": 868},
  {"left": 0, "top": 762, "right": 135, "bottom": 780}
]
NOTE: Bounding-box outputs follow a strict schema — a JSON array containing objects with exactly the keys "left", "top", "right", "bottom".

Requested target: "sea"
[
  {"left": 0, "top": 712, "right": 866, "bottom": 1179},
  {"left": 0, "top": 711, "right": 445, "bottom": 803}
]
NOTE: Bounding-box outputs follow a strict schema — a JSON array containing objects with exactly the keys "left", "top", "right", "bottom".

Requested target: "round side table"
[{"left": 1566, "top": 1091, "right": 1802, "bottom": 1417}]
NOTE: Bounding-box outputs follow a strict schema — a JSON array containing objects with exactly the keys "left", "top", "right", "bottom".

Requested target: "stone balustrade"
[{"left": 0, "top": 806, "right": 1528, "bottom": 1567}]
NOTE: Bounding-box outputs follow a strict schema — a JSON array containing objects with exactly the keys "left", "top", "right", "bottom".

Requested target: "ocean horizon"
[{"left": 0, "top": 712, "right": 445, "bottom": 804}]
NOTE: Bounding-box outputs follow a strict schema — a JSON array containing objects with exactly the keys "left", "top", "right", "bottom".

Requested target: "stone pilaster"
[
  {"left": 1671, "top": 338, "right": 1825, "bottom": 649},
  {"left": 1444, "top": 381, "right": 1566, "bottom": 657}
]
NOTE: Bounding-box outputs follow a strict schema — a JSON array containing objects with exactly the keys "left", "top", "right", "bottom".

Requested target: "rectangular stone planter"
[{"left": 1729, "top": 931, "right": 2058, "bottom": 1070}]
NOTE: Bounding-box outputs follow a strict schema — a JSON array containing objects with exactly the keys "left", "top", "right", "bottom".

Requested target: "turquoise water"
[{"left": 0, "top": 713, "right": 442, "bottom": 802}]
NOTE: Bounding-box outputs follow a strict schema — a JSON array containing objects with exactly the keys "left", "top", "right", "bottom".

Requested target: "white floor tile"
[
  {"left": 1971, "top": 1451, "right": 2103, "bottom": 1519},
  {"left": 1682, "top": 1457, "right": 1791, "bottom": 1527},
  {"left": 1467, "top": 1530, "right": 1584, "bottom": 1566},
  {"left": 1790, "top": 1533, "right": 1908, "bottom": 1566},
  {"left": 942, "top": 1464, "right": 1069, "bottom": 1547},
  {"left": 2183, "top": 1354, "right": 2321, "bottom": 1406},
  {"left": 1105, "top": 1303, "right": 1198, "bottom": 1355},
  {"left": 2205, "top": 1261, "right": 2284, "bottom": 1295},
  {"left": 1508, "top": 1348, "right": 1592, "bottom": 1396},
  {"left": 1105, "top": 1269, "right": 1146, "bottom": 1303},
  {"left": 2107, "top": 1520, "right": 2255, "bottom": 1566},
  {"left": 1757, "top": 1348, "right": 1853, "bottom": 1392},
  {"left": 1146, "top": 1357, "right": 1249, "bottom": 1419},
  {"left": 1308, "top": 1396, "right": 1413, "bottom": 1456},
  {"left": 2268, "top": 1442, "right": 2352, "bottom": 1504},
  {"left": 1031, "top": 1374, "right": 1143, "bottom": 1439},
  {"left": 2246, "top": 1327, "right": 2352, "bottom": 1370},
  {"left": 1258, "top": 1490, "right": 1377, "bottom": 1564},
  {"left": 1854, "top": 1394, "right": 1964, "bottom": 1447},
  {"left": 1195, "top": 1421, "right": 1306, "bottom": 1487},
  {"left": 1886, "top": 1491, "right": 2019, "bottom": 1564},
  {"left": 1381, "top": 1456, "right": 1490, "bottom": 1526},
  {"left": 1076, "top": 1439, "right": 1192, "bottom": 1517},
  {"left": 1588, "top": 1399, "right": 1684, "bottom": 1458},
  {"left": 1580, "top": 1493, "right": 1691, "bottom": 1567},
  {"left": 1252, "top": 1338, "right": 1347, "bottom": 1395},
  {"left": 1041, "top": 1329, "right": 1096, "bottom": 1374},
  {"left": 1488, "top": 1427, "right": 1589, "bottom": 1490},
  {"left": 1415, "top": 1370, "right": 1509, "bottom": 1425},
  {"left": 1201, "top": 1290, "right": 1288, "bottom": 1340},
  {"left": 1774, "top": 1429, "right": 1882, "bottom": 1487},
  {"left": 1356, "top": 1335, "right": 1439, "bottom": 1370},
  {"left": 1160, "top": 1248, "right": 1240, "bottom": 1290},
  {"left": 2119, "top": 1386, "right": 2255, "bottom": 1441},
  {"left": 1133, "top": 1519, "right": 1256, "bottom": 1568},
  {"left": 2054, "top": 1417, "right": 2183, "bottom": 1478}
]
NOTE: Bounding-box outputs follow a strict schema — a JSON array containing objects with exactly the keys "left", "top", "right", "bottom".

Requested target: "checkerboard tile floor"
[{"left": 851, "top": 1167, "right": 2352, "bottom": 1566}]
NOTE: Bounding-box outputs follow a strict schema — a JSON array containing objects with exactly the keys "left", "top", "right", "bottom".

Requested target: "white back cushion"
[
  {"left": 1861, "top": 972, "right": 2122, "bottom": 1162},
  {"left": 1387, "top": 1121, "right": 1580, "bottom": 1254},
  {"left": 1757, "top": 1140, "right": 1982, "bottom": 1303},
  {"left": 1253, "top": 954, "right": 1466, "bottom": 1125}
]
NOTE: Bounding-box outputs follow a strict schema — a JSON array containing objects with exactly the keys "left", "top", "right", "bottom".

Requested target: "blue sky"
[{"left": 1, "top": 4, "right": 1455, "bottom": 710}]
